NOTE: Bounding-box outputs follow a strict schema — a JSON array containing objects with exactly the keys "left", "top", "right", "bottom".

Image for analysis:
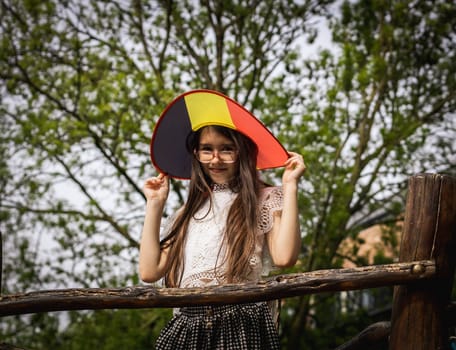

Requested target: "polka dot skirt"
[{"left": 155, "top": 302, "right": 280, "bottom": 349}]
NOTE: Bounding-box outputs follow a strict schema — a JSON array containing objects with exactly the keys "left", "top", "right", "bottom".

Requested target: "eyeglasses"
[{"left": 195, "top": 147, "right": 238, "bottom": 163}]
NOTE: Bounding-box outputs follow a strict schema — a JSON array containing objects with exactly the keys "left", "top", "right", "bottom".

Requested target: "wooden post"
[{"left": 389, "top": 174, "right": 456, "bottom": 349}]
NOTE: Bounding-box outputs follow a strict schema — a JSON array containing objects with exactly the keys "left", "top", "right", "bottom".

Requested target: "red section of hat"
[{"left": 226, "top": 99, "right": 288, "bottom": 169}]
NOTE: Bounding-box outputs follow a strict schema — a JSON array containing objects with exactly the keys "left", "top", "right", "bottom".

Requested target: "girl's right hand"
[{"left": 143, "top": 173, "right": 169, "bottom": 204}]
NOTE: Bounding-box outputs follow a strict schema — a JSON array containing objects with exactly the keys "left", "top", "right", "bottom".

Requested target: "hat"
[{"left": 150, "top": 89, "right": 288, "bottom": 179}]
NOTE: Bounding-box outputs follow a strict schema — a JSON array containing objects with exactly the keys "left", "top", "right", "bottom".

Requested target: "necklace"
[{"left": 212, "top": 183, "right": 230, "bottom": 192}]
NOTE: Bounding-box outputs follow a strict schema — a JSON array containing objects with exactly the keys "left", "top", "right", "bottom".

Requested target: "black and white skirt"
[{"left": 155, "top": 302, "right": 280, "bottom": 349}]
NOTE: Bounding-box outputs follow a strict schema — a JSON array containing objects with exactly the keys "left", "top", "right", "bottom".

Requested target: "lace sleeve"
[{"left": 257, "top": 187, "right": 283, "bottom": 235}]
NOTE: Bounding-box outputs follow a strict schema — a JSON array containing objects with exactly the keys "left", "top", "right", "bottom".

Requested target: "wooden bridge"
[{"left": 1, "top": 173, "right": 455, "bottom": 349}]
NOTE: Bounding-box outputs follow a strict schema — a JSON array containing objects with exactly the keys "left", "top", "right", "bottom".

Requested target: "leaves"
[{"left": 0, "top": 0, "right": 455, "bottom": 348}]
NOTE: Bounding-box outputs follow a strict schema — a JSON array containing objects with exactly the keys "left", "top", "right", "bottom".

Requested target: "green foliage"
[
  {"left": 0, "top": 309, "right": 172, "bottom": 350},
  {"left": 269, "top": 0, "right": 455, "bottom": 347},
  {"left": 0, "top": 313, "right": 61, "bottom": 349},
  {"left": 60, "top": 309, "right": 171, "bottom": 350},
  {"left": 0, "top": 0, "right": 455, "bottom": 349}
]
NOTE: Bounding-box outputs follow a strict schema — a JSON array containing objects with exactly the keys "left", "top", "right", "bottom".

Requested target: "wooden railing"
[{"left": 1, "top": 174, "right": 455, "bottom": 350}]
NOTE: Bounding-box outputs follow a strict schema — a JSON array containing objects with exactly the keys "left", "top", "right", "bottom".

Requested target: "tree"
[
  {"left": 0, "top": 0, "right": 454, "bottom": 349},
  {"left": 0, "top": 0, "right": 330, "bottom": 348},
  {"left": 277, "top": 0, "right": 456, "bottom": 347}
]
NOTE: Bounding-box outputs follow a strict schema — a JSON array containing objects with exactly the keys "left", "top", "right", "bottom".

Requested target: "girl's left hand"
[{"left": 282, "top": 152, "right": 306, "bottom": 184}]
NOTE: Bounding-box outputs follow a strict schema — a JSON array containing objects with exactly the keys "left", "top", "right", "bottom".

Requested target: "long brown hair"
[{"left": 160, "top": 125, "right": 262, "bottom": 287}]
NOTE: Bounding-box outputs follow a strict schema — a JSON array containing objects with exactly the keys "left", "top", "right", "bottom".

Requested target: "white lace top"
[{"left": 160, "top": 185, "right": 284, "bottom": 288}]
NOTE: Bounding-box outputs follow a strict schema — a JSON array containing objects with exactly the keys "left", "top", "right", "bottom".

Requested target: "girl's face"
[{"left": 196, "top": 127, "right": 238, "bottom": 184}]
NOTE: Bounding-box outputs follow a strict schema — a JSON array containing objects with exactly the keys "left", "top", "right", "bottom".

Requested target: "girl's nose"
[{"left": 209, "top": 151, "right": 223, "bottom": 164}]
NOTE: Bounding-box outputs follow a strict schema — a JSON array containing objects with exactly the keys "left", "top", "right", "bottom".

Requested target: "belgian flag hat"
[{"left": 150, "top": 89, "right": 288, "bottom": 179}]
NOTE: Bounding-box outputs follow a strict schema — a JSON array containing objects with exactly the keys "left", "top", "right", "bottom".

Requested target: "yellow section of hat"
[{"left": 185, "top": 92, "right": 236, "bottom": 131}]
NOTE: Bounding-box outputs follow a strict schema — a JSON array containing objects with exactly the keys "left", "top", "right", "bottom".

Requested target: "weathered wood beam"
[
  {"left": 0, "top": 260, "right": 435, "bottom": 317},
  {"left": 334, "top": 302, "right": 456, "bottom": 350},
  {"left": 389, "top": 174, "right": 456, "bottom": 350},
  {"left": 335, "top": 321, "right": 391, "bottom": 350}
]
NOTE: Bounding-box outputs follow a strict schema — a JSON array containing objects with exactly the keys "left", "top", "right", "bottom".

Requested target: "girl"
[{"left": 139, "top": 91, "right": 306, "bottom": 349}]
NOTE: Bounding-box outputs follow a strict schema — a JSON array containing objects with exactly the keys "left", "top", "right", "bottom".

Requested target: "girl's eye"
[
  {"left": 221, "top": 146, "right": 235, "bottom": 152},
  {"left": 199, "top": 146, "right": 213, "bottom": 152}
]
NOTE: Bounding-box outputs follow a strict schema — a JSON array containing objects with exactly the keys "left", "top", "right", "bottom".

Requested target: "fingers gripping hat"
[{"left": 150, "top": 89, "right": 288, "bottom": 179}]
